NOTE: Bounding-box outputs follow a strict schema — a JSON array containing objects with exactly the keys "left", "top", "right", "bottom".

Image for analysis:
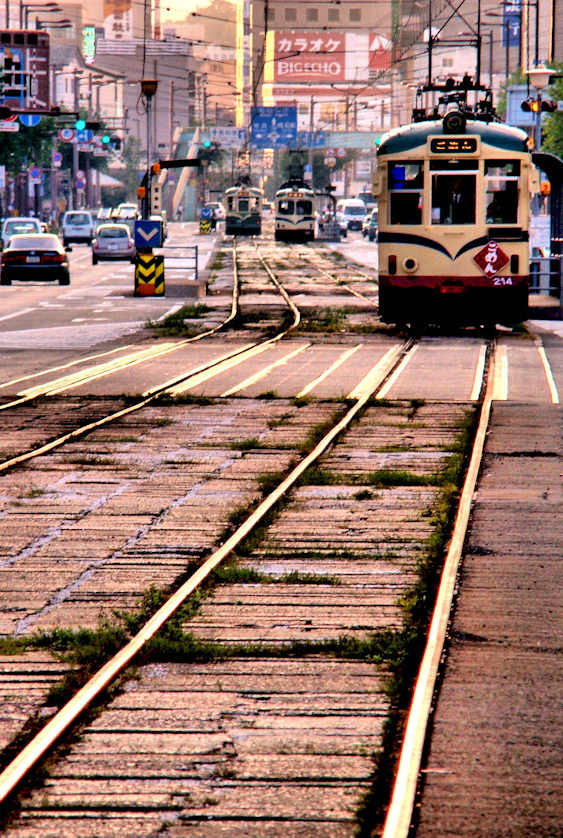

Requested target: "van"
[
  {"left": 335, "top": 198, "right": 367, "bottom": 232},
  {"left": 61, "top": 210, "right": 95, "bottom": 245}
]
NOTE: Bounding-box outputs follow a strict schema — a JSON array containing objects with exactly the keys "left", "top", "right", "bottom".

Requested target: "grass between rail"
[{"left": 0, "top": 401, "right": 478, "bottom": 836}]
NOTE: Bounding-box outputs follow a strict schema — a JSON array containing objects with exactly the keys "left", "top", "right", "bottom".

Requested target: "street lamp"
[
  {"left": 527, "top": 64, "right": 554, "bottom": 150},
  {"left": 20, "top": 1, "right": 61, "bottom": 28},
  {"left": 35, "top": 18, "right": 72, "bottom": 31}
]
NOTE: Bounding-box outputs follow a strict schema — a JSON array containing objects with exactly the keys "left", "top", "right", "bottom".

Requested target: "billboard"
[
  {"left": 103, "top": 0, "right": 133, "bottom": 39},
  {"left": 0, "top": 30, "right": 50, "bottom": 113},
  {"left": 272, "top": 31, "right": 346, "bottom": 83},
  {"left": 266, "top": 31, "right": 391, "bottom": 85}
]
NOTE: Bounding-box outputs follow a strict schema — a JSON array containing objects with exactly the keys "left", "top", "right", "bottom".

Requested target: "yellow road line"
[
  {"left": 167, "top": 342, "right": 274, "bottom": 395},
  {"left": 19, "top": 343, "right": 179, "bottom": 397},
  {"left": 297, "top": 344, "right": 363, "bottom": 397},
  {"left": 470, "top": 343, "right": 487, "bottom": 401},
  {"left": 536, "top": 339, "right": 560, "bottom": 404},
  {"left": 221, "top": 343, "right": 310, "bottom": 396},
  {"left": 491, "top": 344, "right": 508, "bottom": 400},
  {"left": 0, "top": 345, "right": 135, "bottom": 393},
  {"left": 372, "top": 345, "right": 417, "bottom": 399}
]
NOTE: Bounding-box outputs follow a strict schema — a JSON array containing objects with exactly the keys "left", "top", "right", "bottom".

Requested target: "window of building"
[
  {"left": 285, "top": 8, "right": 297, "bottom": 22},
  {"left": 328, "top": 8, "right": 339, "bottom": 21},
  {"left": 268, "top": 8, "right": 275, "bottom": 20},
  {"left": 349, "top": 8, "right": 361, "bottom": 22},
  {"left": 306, "top": 8, "right": 318, "bottom": 21}
]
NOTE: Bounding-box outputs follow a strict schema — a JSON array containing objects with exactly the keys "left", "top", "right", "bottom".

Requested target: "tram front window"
[
  {"left": 279, "top": 200, "right": 294, "bottom": 215},
  {"left": 239, "top": 199, "right": 249, "bottom": 213},
  {"left": 432, "top": 174, "right": 476, "bottom": 224},
  {"left": 296, "top": 200, "right": 313, "bottom": 216},
  {"left": 388, "top": 162, "right": 423, "bottom": 224},
  {"left": 485, "top": 160, "right": 520, "bottom": 224}
]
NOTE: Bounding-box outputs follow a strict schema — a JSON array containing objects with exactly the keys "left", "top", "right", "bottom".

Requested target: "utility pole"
[
  {"left": 308, "top": 97, "right": 314, "bottom": 185},
  {"left": 72, "top": 70, "right": 80, "bottom": 210}
]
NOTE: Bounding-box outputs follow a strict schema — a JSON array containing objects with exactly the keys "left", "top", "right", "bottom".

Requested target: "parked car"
[
  {"left": 1, "top": 217, "right": 42, "bottom": 250},
  {"left": 149, "top": 214, "right": 168, "bottom": 242},
  {"left": 92, "top": 223, "right": 135, "bottom": 264},
  {"left": 0, "top": 233, "right": 71, "bottom": 285},
  {"left": 114, "top": 203, "right": 139, "bottom": 235},
  {"left": 61, "top": 210, "right": 95, "bottom": 245},
  {"left": 361, "top": 208, "right": 378, "bottom": 241}
]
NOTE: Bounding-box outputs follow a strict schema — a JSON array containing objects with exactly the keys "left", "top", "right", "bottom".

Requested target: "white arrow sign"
[{"left": 137, "top": 227, "right": 159, "bottom": 242}]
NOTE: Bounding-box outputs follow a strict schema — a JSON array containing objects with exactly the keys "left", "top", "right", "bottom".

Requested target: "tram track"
[{"left": 0, "top": 231, "right": 524, "bottom": 835}]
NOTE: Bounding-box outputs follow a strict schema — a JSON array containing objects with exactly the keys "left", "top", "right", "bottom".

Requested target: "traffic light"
[
  {"left": 521, "top": 99, "right": 540, "bottom": 113},
  {"left": 102, "top": 134, "right": 111, "bottom": 145},
  {"left": 110, "top": 134, "right": 121, "bottom": 150},
  {"left": 541, "top": 99, "right": 556, "bottom": 112},
  {"left": 151, "top": 182, "right": 162, "bottom": 214},
  {"left": 202, "top": 139, "right": 212, "bottom": 149},
  {"left": 75, "top": 118, "right": 86, "bottom": 130},
  {"left": 137, "top": 186, "right": 146, "bottom": 199},
  {"left": 151, "top": 162, "right": 161, "bottom": 176}
]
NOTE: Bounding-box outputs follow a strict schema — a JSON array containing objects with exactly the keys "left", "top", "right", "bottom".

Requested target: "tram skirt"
[{"left": 134, "top": 252, "right": 165, "bottom": 296}]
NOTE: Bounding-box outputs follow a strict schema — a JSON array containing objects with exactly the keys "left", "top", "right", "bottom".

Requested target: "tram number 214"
[{"left": 493, "top": 276, "right": 513, "bottom": 285}]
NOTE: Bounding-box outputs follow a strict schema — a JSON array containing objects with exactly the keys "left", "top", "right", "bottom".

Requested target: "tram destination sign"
[{"left": 430, "top": 137, "right": 478, "bottom": 154}]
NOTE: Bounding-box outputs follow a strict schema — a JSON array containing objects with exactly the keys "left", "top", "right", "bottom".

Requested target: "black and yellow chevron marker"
[
  {"left": 199, "top": 219, "right": 211, "bottom": 234},
  {"left": 134, "top": 252, "right": 165, "bottom": 296}
]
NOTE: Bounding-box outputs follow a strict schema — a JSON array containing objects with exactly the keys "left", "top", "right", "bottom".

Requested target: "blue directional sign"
[
  {"left": 251, "top": 106, "right": 297, "bottom": 149},
  {"left": 134, "top": 219, "right": 163, "bottom": 248},
  {"left": 19, "top": 114, "right": 41, "bottom": 127},
  {"left": 76, "top": 128, "right": 93, "bottom": 143},
  {"left": 292, "top": 130, "right": 327, "bottom": 149}
]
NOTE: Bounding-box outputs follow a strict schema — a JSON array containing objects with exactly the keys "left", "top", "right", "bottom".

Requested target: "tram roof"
[{"left": 377, "top": 119, "right": 529, "bottom": 155}]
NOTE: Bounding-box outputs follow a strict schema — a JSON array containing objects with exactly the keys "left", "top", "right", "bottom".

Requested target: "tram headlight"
[
  {"left": 443, "top": 110, "right": 466, "bottom": 135},
  {"left": 403, "top": 257, "right": 418, "bottom": 273}
]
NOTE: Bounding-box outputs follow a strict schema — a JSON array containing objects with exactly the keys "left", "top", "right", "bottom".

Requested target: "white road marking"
[
  {"left": 0, "top": 345, "right": 136, "bottom": 391},
  {"left": 221, "top": 343, "right": 311, "bottom": 396},
  {"left": 536, "top": 339, "right": 560, "bottom": 404},
  {"left": 297, "top": 344, "right": 363, "bottom": 397},
  {"left": 347, "top": 343, "right": 405, "bottom": 400},
  {"left": 166, "top": 343, "right": 273, "bottom": 395},
  {"left": 491, "top": 345, "right": 508, "bottom": 400},
  {"left": 470, "top": 344, "right": 487, "bottom": 401},
  {"left": 19, "top": 343, "right": 179, "bottom": 397},
  {"left": 0, "top": 308, "right": 35, "bottom": 322}
]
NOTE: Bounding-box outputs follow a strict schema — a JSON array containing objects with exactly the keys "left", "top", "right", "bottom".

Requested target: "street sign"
[
  {"left": 75, "top": 178, "right": 85, "bottom": 190},
  {"left": 59, "top": 128, "right": 75, "bottom": 142},
  {"left": 76, "top": 128, "right": 93, "bottom": 143},
  {"left": 293, "top": 130, "right": 327, "bottom": 148},
  {"left": 29, "top": 164, "right": 41, "bottom": 183},
  {"left": 134, "top": 219, "right": 163, "bottom": 249},
  {"left": 209, "top": 126, "right": 247, "bottom": 149},
  {"left": 0, "top": 31, "right": 50, "bottom": 113},
  {"left": 250, "top": 106, "right": 297, "bottom": 148},
  {"left": 19, "top": 114, "right": 41, "bottom": 127},
  {"left": 52, "top": 151, "right": 62, "bottom": 168},
  {"left": 0, "top": 120, "right": 19, "bottom": 132}
]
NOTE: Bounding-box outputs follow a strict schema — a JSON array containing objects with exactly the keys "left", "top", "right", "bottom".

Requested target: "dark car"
[
  {"left": 92, "top": 223, "right": 135, "bottom": 264},
  {"left": 0, "top": 234, "right": 70, "bottom": 285},
  {"left": 361, "top": 208, "right": 378, "bottom": 241}
]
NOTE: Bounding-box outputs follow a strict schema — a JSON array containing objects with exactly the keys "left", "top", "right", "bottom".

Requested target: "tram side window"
[
  {"left": 388, "top": 162, "right": 423, "bottom": 224},
  {"left": 227, "top": 197, "right": 233, "bottom": 210},
  {"left": 431, "top": 174, "right": 476, "bottom": 224},
  {"left": 485, "top": 160, "right": 520, "bottom": 224},
  {"left": 296, "top": 200, "right": 313, "bottom": 216},
  {"left": 279, "top": 200, "right": 294, "bottom": 215}
]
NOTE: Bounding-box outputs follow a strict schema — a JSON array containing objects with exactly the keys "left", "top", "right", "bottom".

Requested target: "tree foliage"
[{"left": 542, "top": 63, "right": 563, "bottom": 159}]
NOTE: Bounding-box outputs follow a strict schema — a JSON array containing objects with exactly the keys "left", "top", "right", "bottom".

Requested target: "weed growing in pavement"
[
  {"left": 298, "top": 308, "right": 351, "bottom": 333},
  {"left": 209, "top": 250, "right": 226, "bottom": 271},
  {"left": 257, "top": 390, "right": 280, "bottom": 400},
  {"left": 151, "top": 393, "right": 216, "bottom": 407},
  {"left": 291, "top": 395, "right": 313, "bottom": 408},
  {"left": 150, "top": 304, "right": 212, "bottom": 330},
  {"left": 230, "top": 437, "right": 261, "bottom": 451},
  {"left": 353, "top": 489, "right": 375, "bottom": 500},
  {"left": 64, "top": 456, "right": 117, "bottom": 466}
]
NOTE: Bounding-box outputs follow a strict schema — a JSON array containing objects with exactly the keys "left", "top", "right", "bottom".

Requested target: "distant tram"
[
  {"left": 225, "top": 179, "right": 263, "bottom": 236},
  {"left": 374, "top": 105, "right": 535, "bottom": 326},
  {"left": 274, "top": 178, "right": 316, "bottom": 242}
]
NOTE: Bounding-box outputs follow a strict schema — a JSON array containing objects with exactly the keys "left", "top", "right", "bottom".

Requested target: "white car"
[
  {"left": 1, "top": 217, "right": 42, "bottom": 250},
  {"left": 204, "top": 202, "right": 226, "bottom": 221},
  {"left": 61, "top": 210, "right": 95, "bottom": 245}
]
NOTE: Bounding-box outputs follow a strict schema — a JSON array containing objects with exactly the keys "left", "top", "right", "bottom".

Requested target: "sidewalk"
[{"left": 416, "top": 403, "right": 562, "bottom": 836}]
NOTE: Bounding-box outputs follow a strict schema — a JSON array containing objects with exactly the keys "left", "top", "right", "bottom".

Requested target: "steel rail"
[
  {"left": 0, "top": 243, "right": 242, "bottom": 413},
  {"left": 0, "top": 240, "right": 298, "bottom": 474},
  {"left": 381, "top": 339, "right": 497, "bottom": 838},
  {"left": 286, "top": 244, "right": 378, "bottom": 305},
  {"left": 0, "top": 334, "right": 413, "bottom": 806}
]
